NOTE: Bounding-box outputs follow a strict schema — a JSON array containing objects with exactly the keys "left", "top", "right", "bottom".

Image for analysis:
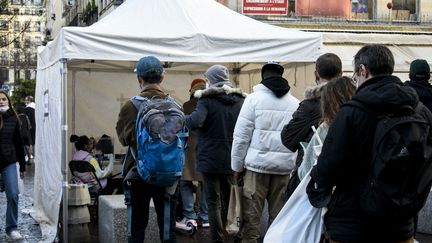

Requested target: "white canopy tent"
[{"left": 34, "top": 0, "right": 321, "bottom": 241}]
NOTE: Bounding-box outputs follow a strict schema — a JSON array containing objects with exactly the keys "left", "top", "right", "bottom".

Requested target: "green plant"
[
  {"left": 0, "top": 0, "right": 8, "bottom": 13},
  {"left": 11, "top": 78, "right": 35, "bottom": 108},
  {"left": 91, "top": 0, "right": 97, "bottom": 12}
]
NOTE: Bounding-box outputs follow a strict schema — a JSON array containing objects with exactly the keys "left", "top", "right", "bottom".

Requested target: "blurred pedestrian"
[
  {"left": 24, "top": 96, "right": 35, "bottom": 163},
  {"left": 16, "top": 107, "right": 32, "bottom": 165}
]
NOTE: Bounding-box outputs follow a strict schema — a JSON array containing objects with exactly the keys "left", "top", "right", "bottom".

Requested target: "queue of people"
[
  {"left": 113, "top": 50, "right": 432, "bottom": 243},
  {"left": 1, "top": 44, "right": 432, "bottom": 243}
]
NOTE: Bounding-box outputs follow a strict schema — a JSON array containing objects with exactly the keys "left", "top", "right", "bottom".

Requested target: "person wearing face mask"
[
  {"left": 308, "top": 45, "right": 428, "bottom": 243},
  {"left": 0, "top": 90, "right": 26, "bottom": 240}
]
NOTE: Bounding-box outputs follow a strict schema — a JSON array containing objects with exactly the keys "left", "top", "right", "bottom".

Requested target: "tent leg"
[{"left": 61, "top": 59, "right": 69, "bottom": 243}]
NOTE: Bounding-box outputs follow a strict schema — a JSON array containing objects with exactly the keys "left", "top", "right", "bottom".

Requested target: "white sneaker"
[
  {"left": 7, "top": 230, "right": 23, "bottom": 240},
  {"left": 177, "top": 217, "right": 197, "bottom": 227}
]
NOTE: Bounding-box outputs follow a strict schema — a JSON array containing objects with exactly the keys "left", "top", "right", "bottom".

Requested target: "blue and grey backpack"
[{"left": 130, "top": 95, "right": 188, "bottom": 187}]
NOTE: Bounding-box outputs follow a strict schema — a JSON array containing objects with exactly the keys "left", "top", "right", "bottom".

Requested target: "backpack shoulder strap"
[
  {"left": 164, "top": 94, "right": 182, "bottom": 109},
  {"left": 130, "top": 95, "right": 151, "bottom": 111}
]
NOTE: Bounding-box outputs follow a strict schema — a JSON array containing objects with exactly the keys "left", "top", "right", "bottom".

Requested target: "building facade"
[
  {"left": 46, "top": 0, "right": 124, "bottom": 39},
  {"left": 0, "top": 0, "right": 45, "bottom": 87},
  {"left": 47, "top": 0, "right": 432, "bottom": 38},
  {"left": 43, "top": 0, "right": 432, "bottom": 81}
]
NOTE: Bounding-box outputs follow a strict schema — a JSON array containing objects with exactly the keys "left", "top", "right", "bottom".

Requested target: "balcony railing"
[{"left": 258, "top": 12, "right": 432, "bottom": 26}]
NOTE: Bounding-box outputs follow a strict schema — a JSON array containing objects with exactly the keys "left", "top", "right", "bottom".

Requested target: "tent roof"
[{"left": 39, "top": 0, "right": 321, "bottom": 69}]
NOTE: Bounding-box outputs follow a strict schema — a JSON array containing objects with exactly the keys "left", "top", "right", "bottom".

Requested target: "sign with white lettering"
[{"left": 242, "top": 0, "right": 288, "bottom": 15}]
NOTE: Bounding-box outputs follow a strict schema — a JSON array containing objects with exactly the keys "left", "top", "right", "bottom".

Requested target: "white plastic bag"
[
  {"left": 264, "top": 170, "right": 324, "bottom": 243},
  {"left": 226, "top": 185, "right": 242, "bottom": 234}
]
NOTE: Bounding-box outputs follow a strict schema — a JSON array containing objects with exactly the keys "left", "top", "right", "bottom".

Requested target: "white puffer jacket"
[{"left": 231, "top": 84, "right": 299, "bottom": 175}]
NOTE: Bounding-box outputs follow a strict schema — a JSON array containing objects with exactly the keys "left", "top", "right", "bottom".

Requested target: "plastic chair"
[{"left": 69, "top": 160, "right": 103, "bottom": 221}]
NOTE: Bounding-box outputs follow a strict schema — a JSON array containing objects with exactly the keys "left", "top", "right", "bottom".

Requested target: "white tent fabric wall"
[{"left": 32, "top": 60, "right": 63, "bottom": 242}]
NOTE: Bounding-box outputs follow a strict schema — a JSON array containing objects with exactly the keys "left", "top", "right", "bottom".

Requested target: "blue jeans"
[
  {"left": 179, "top": 180, "right": 208, "bottom": 222},
  {"left": 2, "top": 163, "right": 19, "bottom": 233}
]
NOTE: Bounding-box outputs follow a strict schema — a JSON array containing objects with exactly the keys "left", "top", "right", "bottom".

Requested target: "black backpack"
[{"left": 347, "top": 100, "right": 432, "bottom": 219}]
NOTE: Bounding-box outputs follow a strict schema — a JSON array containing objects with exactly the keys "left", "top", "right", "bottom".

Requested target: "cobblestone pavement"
[{"left": 0, "top": 163, "right": 42, "bottom": 243}]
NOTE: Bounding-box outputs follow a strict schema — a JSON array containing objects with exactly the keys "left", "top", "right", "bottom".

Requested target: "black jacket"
[
  {"left": 405, "top": 80, "right": 432, "bottom": 112},
  {"left": 24, "top": 106, "right": 35, "bottom": 145},
  {"left": 185, "top": 85, "right": 245, "bottom": 174},
  {"left": 0, "top": 110, "right": 25, "bottom": 172},
  {"left": 18, "top": 113, "right": 32, "bottom": 145},
  {"left": 281, "top": 84, "right": 324, "bottom": 152},
  {"left": 309, "top": 76, "right": 419, "bottom": 242}
]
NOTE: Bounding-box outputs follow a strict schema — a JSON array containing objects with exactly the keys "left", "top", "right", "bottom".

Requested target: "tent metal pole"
[{"left": 60, "top": 58, "right": 69, "bottom": 243}]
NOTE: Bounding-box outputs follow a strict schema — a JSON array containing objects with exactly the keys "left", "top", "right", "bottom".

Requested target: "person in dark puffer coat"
[
  {"left": 0, "top": 90, "right": 26, "bottom": 240},
  {"left": 185, "top": 65, "right": 245, "bottom": 243}
]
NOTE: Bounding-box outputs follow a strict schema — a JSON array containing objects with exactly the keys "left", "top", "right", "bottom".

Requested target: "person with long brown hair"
[
  {"left": 0, "top": 90, "right": 26, "bottom": 240},
  {"left": 298, "top": 76, "right": 356, "bottom": 180}
]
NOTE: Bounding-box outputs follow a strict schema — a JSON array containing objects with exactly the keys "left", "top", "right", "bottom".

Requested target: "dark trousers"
[
  {"left": 124, "top": 179, "right": 177, "bottom": 243},
  {"left": 203, "top": 173, "right": 232, "bottom": 243}
]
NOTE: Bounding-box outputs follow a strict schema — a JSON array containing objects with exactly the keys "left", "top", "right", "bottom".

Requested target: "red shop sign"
[{"left": 243, "top": 0, "right": 288, "bottom": 15}]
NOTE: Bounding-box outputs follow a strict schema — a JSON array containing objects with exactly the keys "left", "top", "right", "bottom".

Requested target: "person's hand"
[
  {"left": 233, "top": 171, "right": 244, "bottom": 186},
  {"left": 20, "top": 172, "right": 25, "bottom": 179}
]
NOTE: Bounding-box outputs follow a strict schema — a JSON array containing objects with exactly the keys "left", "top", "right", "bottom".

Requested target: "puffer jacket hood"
[
  {"left": 261, "top": 76, "right": 290, "bottom": 98},
  {"left": 354, "top": 75, "right": 419, "bottom": 116},
  {"left": 194, "top": 84, "right": 246, "bottom": 105},
  {"left": 304, "top": 82, "right": 327, "bottom": 100}
]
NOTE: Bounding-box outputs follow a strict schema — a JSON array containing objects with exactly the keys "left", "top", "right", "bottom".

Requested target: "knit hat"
[
  {"left": 409, "top": 59, "right": 430, "bottom": 81},
  {"left": 135, "top": 56, "right": 164, "bottom": 78},
  {"left": 189, "top": 78, "right": 206, "bottom": 96},
  {"left": 204, "top": 65, "right": 231, "bottom": 87}
]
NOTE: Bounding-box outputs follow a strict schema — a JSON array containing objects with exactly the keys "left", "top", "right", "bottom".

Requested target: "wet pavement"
[{"left": 3, "top": 163, "right": 432, "bottom": 243}]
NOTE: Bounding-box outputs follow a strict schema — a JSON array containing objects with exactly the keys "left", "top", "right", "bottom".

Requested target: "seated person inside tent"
[{"left": 70, "top": 134, "right": 123, "bottom": 195}]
